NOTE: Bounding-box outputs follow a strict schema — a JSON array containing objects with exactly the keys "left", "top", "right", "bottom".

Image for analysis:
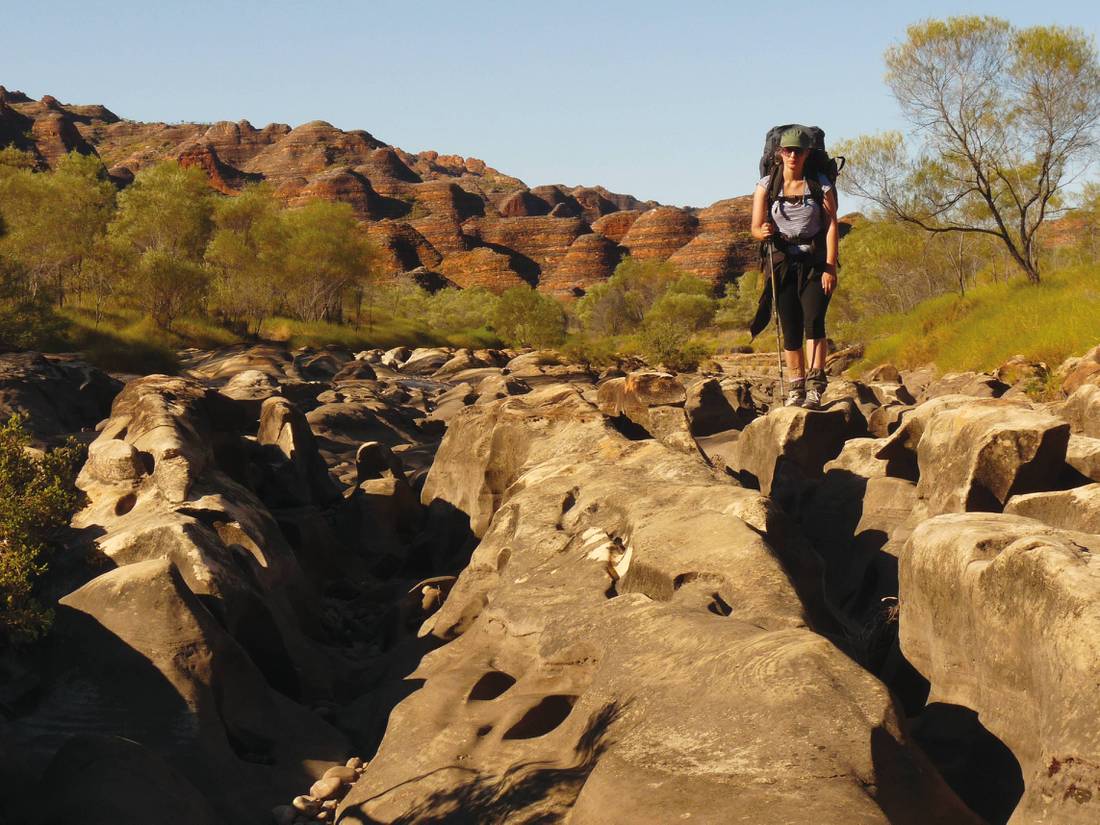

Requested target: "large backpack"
[{"left": 758, "top": 123, "right": 844, "bottom": 212}]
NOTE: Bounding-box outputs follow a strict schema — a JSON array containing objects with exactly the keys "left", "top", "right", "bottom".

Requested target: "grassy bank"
[
  {"left": 34, "top": 306, "right": 505, "bottom": 375},
  {"left": 845, "top": 263, "right": 1100, "bottom": 376}
]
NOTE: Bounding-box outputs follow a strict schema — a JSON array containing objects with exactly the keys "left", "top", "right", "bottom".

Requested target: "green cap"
[{"left": 779, "top": 127, "right": 813, "bottom": 150}]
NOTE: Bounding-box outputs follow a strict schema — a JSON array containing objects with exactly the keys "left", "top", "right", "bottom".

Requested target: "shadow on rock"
[{"left": 345, "top": 701, "right": 625, "bottom": 825}]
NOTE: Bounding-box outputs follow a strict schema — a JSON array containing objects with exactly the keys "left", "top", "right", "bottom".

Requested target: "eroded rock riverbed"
[{"left": 2, "top": 343, "right": 1099, "bottom": 825}]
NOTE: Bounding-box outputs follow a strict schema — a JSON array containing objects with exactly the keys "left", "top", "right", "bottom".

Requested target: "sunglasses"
[{"left": 779, "top": 146, "right": 808, "bottom": 155}]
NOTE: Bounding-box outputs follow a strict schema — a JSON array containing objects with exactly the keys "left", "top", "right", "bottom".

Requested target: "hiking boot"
[
  {"left": 784, "top": 379, "right": 806, "bottom": 407},
  {"left": 806, "top": 368, "right": 828, "bottom": 410}
]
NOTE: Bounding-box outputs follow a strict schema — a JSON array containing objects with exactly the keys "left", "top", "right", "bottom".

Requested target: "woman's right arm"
[{"left": 751, "top": 185, "right": 773, "bottom": 241}]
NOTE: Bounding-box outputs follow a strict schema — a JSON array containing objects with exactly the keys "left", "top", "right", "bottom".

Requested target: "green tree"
[
  {"left": 492, "top": 286, "right": 566, "bottom": 347},
  {"left": 0, "top": 415, "right": 82, "bottom": 646},
  {"left": 575, "top": 257, "right": 684, "bottom": 335},
  {"left": 0, "top": 151, "right": 116, "bottom": 306},
  {"left": 839, "top": 17, "right": 1100, "bottom": 283},
  {"left": 109, "top": 161, "right": 213, "bottom": 328},
  {"left": 279, "top": 201, "right": 380, "bottom": 322},
  {"left": 205, "top": 184, "right": 286, "bottom": 334},
  {"left": 0, "top": 257, "right": 67, "bottom": 351}
]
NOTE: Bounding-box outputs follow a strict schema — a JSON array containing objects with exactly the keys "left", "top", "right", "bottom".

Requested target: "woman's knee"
[{"left": 805, "top": 318, "right": 827, "bottom": 339}]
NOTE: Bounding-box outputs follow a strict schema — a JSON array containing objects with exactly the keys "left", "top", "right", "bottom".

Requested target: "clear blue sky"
[{"left": 4, "top": 0, "right": 1099, "bottom": 207}]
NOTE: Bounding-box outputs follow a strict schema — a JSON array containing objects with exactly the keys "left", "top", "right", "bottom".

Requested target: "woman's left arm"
[{"left": 822, "top": 187, "right": 839, "bottom": 295}]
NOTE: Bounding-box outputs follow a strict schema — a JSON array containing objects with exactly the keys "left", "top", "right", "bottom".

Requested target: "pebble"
[
  {"left": 292, "top": 795, "right": 320, "bottom": 815},
  {"left": 345, "top": 756, "right": 363, "bottom": 770},
  {"left": 317, "top": 811, "right": 332, "bottom": 822},
  {"left": 271, "top": 805, "right": 296, "bottom": 825},
  {"left": 310, "top": 776, "right": 344, "bottom": 801},
  {"left": 322, "top": 765, "right": 358, "bottom": 784}
]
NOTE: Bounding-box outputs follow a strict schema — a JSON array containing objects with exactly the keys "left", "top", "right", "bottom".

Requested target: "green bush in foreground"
[{"left": 0, "top": 416, "right": 82, "bottom": 646}]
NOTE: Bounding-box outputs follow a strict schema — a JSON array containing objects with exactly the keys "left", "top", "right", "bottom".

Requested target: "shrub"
[
  {"left": 492, "top": 287, "right": 566, "bottom": 348},
  {"left": 0, "top": 298, "right": 68, "bottom": 352},
  {"left": 425, "top": 287, "right": 500, "bottom": 334},
  {"left": 561, "top": 334, "right": 619, "bottom": 368},
  {"left": 575, "top": 257, "right": 685, "bottom": 335},
  {"left": 0, "top": 415, "right": 82, "bottom": 646},
  {"left": 645, "top": 290, "right": 716, "bottom": 332},
  {"left": 639, "top": 320, "right": 710, "bottom": 372},
  {"left": 714, "top": 271, "right": 762, "bottom": 330}
]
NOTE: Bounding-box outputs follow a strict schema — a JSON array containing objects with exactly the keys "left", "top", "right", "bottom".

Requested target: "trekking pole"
[{"left": 766, "top": 241, "right": 785, "bottom": 404}]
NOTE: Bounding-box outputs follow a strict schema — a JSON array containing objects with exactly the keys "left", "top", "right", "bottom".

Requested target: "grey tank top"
[{"left": 756, "top": 173, "right": 832, "bottom": 241}]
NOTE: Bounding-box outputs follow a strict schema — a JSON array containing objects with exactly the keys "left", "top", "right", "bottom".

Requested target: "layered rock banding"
[{"left": 1, "top": 89, "right": 767, "bottom": 296}]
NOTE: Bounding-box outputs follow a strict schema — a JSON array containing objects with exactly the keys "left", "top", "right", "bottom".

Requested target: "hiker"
[{"left": 750, "top": 126, "right": 840, "bottom": 409}]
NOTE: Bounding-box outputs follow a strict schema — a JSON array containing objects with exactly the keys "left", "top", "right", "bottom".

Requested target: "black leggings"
[{"left": 774, "top": 256, "right": 830, "bottom": 350}]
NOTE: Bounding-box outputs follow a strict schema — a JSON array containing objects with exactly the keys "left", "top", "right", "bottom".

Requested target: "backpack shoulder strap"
[
  {"left": 766, "top": 163, "right": 783, "bottom": 211},
  {"left": 807, "top": 175, "right": 824, "bottom": 206}
]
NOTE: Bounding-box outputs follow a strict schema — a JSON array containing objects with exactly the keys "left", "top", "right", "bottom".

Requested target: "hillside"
[{"left": 0, "top": 86, "right": 759, "bottom": 296}]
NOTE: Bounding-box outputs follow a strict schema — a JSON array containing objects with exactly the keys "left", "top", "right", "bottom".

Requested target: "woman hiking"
[{"left": 750, "top": 126, "right": 839, "bottom": 409}]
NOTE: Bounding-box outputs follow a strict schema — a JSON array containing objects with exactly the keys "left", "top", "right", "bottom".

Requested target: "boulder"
[
  {"left": 180, "top": 344, "right": 294, "bottom": 383},
  {"left": 293, "top": 348, "right": 353, "bottom": 381},
  {"left": 913, "top": 403, "right": 1069, "bottom": 514},
  {"left": 338, "top": 393, "right": 980, "bottom": 825},
  {"left": 1060, "top": 343, "right": 1100, "bottom": 394},
  {"left": 380, "top": 346, "right": 410, "bottom": 368},
  {"left": 72, "top": 383, "right": 333, "bottom": 703},
  {"left": 875, "top": 395, "right": 1002, "bottom": 480},
  {"left": 596, "top": 372, "right": 698, "bottom": 455},
  {"left": 424, "top": 382, "right": 478, "bottom": 427},
  {"left": 865, "top": 363, "right": 901, "bottom": 383},
  {"left": 0, "top": 352, "right": 121, "bottom": 444},
  {"left": 421, "top": 386, "right": 611, "bottom": 537},
  {"left": 684, "top": 377, "right": 744, "bottom": 436},
  {"left": 727, "top": 402, "right": 865, "bottom": 505},
  {"left": 103, "top": 376, "right": 213, "bottom": 503},
  {"left": 219, "top": 369, "right": 282, "bottom": 419},
  {"left": 918, "top": 372, "right": 1009, "bottom": 403},
  {"left": 28, "top": 735, "right": 222, "bottom": 825},
  {"left": 1005, "top": 483, "right": 1100, "bottom": 533},
  {"left": 821, "top": 379, "right": 882, "bottom": 422},
  {"left": 305, "top": 399, "right": 423, "bottom": 466},
  {"left": 431, "top": 349, "right": 487, "bottom": 379},
  {"left": 400, "top": 348, "right": 452, "bottom": 375},
  {"left": 53, "top": 559, "right": 347, "bottom": 824},
  {"left": 1057, "top": 383, "right": 1100, "bottom": 438},
  {"left": 257, "top": 397, "right": 341, "bottom": 506},
  {"left": 332, "top": 359, "right": 378, "bottom": 382},
  {"left": 474, "top": 373, "right": 531, "bottom": 404},
  {"left": 867, "top": 403, "right": 912, "bottom": 438},
  {"left": 900, "top": 514, "right": 1100, "bottom": 824},
  {"left": 1065, "top": 434, "right": 1100, "bottom": 482}
]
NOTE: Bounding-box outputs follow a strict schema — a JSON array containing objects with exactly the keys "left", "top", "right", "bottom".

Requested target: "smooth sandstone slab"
[
  {"left": 339, "top": 391, "right": 980, "bottom": 825},
  {"left": 913, "top": 404, "right": 1069, "bottom": 514},
  {"left": 900, "top": 513, "right": 1100, "bottom": 824}
]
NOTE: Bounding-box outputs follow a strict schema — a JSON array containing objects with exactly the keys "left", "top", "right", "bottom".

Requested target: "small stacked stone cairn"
[{"left": 272, "top": 757, "right": 367, "bottom": 824}]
